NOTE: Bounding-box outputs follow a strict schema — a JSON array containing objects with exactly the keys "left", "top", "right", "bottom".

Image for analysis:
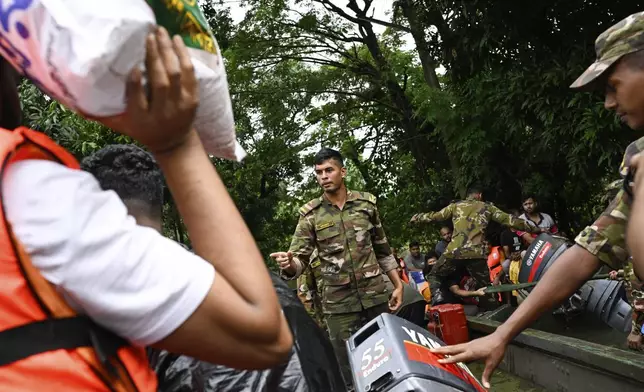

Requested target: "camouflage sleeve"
[
  {"left": 371, "top": 206, "right": 398, "bottom": 273},
  {"left": 624, "top": 263, "right": 644, "bottom": 336},
  {"left": 416, "top": 203, "right": 455, "bottom": 222},
  {"left": 489, "top": 205, "right": 538, "bottom": 233},
  {"left": 575, "top": 190, "right": 629, "bottom": 270},
  {"left": 283, "top": 214, "right": 316, "bottom": 280}
]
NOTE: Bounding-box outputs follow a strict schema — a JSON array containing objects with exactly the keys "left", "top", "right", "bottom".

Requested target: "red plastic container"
[{"left": 426, "top": 304, "right": 469, "bottom": 345}]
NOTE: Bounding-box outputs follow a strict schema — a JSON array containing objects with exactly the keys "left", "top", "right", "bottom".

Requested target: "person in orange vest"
[
  {"left": 486, "top": 246, "right": 504, "bottom": 285},
  {"left": 486, "top": 246, "right": 505, "bottom": 302},
  {"left": 0, "top": 28, "right": 292, "bottom": 391}
]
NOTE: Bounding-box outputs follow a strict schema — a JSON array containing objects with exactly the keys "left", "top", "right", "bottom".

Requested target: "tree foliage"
[{"left": 17, "top": 0, "right": 644, "bottom": 260}]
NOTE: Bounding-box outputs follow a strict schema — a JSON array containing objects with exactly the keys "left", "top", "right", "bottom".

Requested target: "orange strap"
[{"left": 5, "top": 141, "right": 137, "bottom": 392}]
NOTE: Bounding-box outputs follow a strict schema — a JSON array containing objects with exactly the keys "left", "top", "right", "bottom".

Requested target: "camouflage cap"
[{"left": 571, "top": 11, "right": 644, "bottom": 90}]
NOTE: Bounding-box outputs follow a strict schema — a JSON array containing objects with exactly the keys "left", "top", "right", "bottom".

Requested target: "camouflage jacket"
[
  {"left": 624, "top": 261, "right": 644, "bottom": 336},
  {"left": 575, "top": 137, "right": 644, "bottom": 270},
  {"left": 285, "top": 190, "right": 398, "bottom": 314},
  {"left": 415, "top": 199, "right": 537, "bottom": 259}
]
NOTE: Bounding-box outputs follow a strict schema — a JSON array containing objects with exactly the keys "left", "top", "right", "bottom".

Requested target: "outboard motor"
[
  {"left": 519, "top": 234, "right": 632, "bottom": 333},
  {"left": 346, "top": 313, "right": 486, "bottom": 392}
]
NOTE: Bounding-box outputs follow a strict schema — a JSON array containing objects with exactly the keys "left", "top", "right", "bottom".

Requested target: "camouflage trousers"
[
  {"left": 325, "top": 303, "right": 389, "bottom": 389},
  {"left": 624, "top": 263, "right": 644, "bottom": 336},
  {"left": 427, "top": 256, "right": 499, "bottom": 310}
]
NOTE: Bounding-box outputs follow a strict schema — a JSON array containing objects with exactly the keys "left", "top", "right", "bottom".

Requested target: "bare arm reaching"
[
  {"left": 433, "top": 246, "right": 599, "bottom": 388},
  {"left": 101, "top": 28, "right": 292, "bottom": 369}
]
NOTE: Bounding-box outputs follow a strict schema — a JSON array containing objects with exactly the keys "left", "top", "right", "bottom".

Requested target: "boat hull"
[{"left": 468, "top": 307, "right": 644, "bottom": 391}]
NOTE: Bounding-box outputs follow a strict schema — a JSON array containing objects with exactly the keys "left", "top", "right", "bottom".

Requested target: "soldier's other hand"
[
  {"left": 389, "top": 287, "right": 403, "bottom": 312},
  {"left": 430, "top": 332, "right": 508, "bottom": 389},
  {"left": 609, "top": 270, "right": 619, "bottom": 280},
  {"left": 270, "top": 251, "right": 295, "bottom": 273},
  {"left": 410, "top": 214, "right": 420, "bottom": 223}
]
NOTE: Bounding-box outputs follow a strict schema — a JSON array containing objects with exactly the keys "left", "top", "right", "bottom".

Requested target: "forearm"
[
  {"left": 155, "top": 132, "right": 277, "bottom": 310},
  {"left": 386, "top": 269, "right": 403, "bottom": 289},
  {"left": 512, "top": 221, "right": 539, "bottom": 233},
  {"left": 450, "top": 286, "right": 476, "bottom": 298},
  {"left": 415, "top": 212, "right": 435, "bottom": 222},
  {"left": 495, "top": 245, "right": 600, "bottom": 342}
]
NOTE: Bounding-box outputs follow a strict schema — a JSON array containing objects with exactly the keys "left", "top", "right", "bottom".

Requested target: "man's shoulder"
[
  {"left": 541, "top": 213, "right": 555, "bottom": 223},
  {"left": 350, "top": 190, "right": 377, "bottom": 205},
  {"left": 299, "top": 197, "right": 324, "bottom": 216},
  {"left": 620, "top": 136, "right": 644, "bottom": 177}
]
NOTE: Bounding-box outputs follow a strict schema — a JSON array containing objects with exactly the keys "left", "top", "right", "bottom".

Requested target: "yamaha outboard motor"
[
  {"left": 346, "top": 313, "right": 486, "bottom": 392},
  {"left": 519, "top": 234, "right": 632, "bottom": 333}
]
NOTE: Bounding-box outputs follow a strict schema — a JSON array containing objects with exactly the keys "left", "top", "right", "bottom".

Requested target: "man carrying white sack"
[{"left": 0, "top": 26, "right": 292, "bottom": 391}]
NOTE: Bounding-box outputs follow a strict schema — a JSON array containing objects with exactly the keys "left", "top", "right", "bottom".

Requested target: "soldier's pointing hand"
[{"left": 270, "top": 251, "right": 296, "bottom": 274}]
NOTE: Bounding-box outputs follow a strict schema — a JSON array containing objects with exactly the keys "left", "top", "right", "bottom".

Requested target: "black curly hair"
[
  {"left": 81, "top": 144, "right": 163, "bottom": 219},
  {"left": 314, "top": 148, "right": 344, "bottom": 167}
]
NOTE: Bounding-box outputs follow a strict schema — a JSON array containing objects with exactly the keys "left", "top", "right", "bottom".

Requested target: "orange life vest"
[
  {"left": 0, "top": 127, "right": 157, "bottom": 391},
  {"left": 398, "top": 258, "right": 410, "bottom": 283},
  {"left": 487, "top": 246, "right": 504, "bottom": 302},
  {"left": 486, "top": 246, "right": 504, "bottom": 283}
]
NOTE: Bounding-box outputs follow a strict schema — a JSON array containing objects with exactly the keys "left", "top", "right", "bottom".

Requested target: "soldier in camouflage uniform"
[
  {"left": 411, "top": 185, "right": 540, "bottom": 309},
  {"left": 432, "top": 13, "right": 644, "bottom": 388},
  {"left": 271, "top": 148, "right": 404, "bottom": 389},
  {"left": 296, "top": 250, "right": 326, "bottom": 329}
]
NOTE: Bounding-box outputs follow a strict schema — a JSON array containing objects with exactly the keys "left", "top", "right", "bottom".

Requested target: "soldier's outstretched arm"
[
  {"left": 433, "top": 246, "right": 600, "bottom": 387},
  {"left": 274, "top": 214, "right": 316, "bottom": 279},
  {"left": 410, "top": 204, "right": 455, "bottom": 223},
  {"left": 490, "top": 205, "right": 538, "bottom": 233},
  {"left": 435, "top": 190, "right": 630, "bottom": 387}
]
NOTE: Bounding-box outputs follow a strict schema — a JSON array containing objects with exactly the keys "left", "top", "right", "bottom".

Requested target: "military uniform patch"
[{"left": 315, "top": 221, "right": 335, "bottom": 231}]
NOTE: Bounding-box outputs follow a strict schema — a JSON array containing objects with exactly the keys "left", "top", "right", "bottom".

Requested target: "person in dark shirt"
[
  {"left": 435, "top": 226, "right": 452, "bottom": 257},
  {"left": 499, "top": 228, "right": 522, "bottom": 274},
  {"left": 442, "top": 268, "right": 486, "bottom": 307},
  {"left": 423, "top": 250, "right": 439, "bottom": 279}
]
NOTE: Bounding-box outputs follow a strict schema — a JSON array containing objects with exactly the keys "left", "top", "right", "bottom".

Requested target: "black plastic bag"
[{"left": 150, "top": 273, "right": 346, "bottom": 392}]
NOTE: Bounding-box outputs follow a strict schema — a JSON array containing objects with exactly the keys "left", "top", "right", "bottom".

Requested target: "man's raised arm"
[{"left": 410, "top": 204, "right": 455, "bottom": 223}]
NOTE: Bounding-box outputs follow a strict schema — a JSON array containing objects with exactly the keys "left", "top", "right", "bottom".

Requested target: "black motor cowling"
[
  {"left": 519, "top": 234, "right": 569, "bottom": 283},
  {"left": 518, "top": 234, "right": 632, "bottom": 333}
]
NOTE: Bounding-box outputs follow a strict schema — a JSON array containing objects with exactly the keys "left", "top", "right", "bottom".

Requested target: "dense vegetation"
[{"left": 19, "top": 0, "right": 644, "bottom": 267}]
